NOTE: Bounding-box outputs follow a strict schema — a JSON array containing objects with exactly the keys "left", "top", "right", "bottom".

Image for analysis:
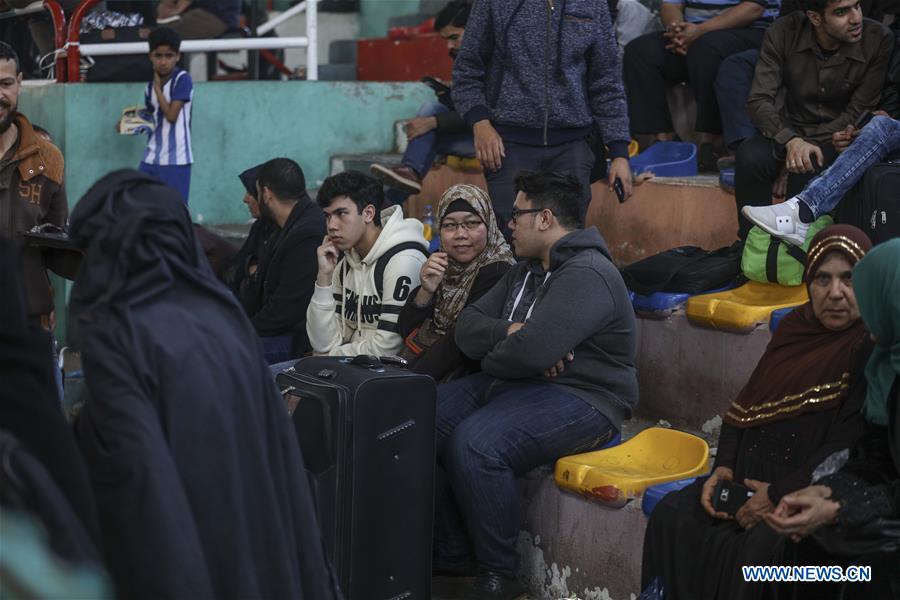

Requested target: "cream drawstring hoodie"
[{"left": 306, "top": 205, "right": 428, "bottom": 356}]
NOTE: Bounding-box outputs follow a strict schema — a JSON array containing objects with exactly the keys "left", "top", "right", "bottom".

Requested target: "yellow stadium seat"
[
  {"left": 555, "top": 427, "right": 710, "bottom": 507},
  {"left": 445, "top": 155, "right": 482, "bottom": 173},
  {"left": 685, "top": 280, "right": 808, "bottom": 334}
]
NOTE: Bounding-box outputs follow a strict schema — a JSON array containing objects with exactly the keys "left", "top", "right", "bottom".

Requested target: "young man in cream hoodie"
[{"left": 307, "top": 171, "right": 429, "bottom": 357}]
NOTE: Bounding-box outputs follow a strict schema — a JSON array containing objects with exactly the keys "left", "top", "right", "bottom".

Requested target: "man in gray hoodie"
[
  {"left": 436, "top": 171, "right": 638, "bottom": 599},
  {"left": 451, "top": 0, "right": 633, "bottom": 238}
]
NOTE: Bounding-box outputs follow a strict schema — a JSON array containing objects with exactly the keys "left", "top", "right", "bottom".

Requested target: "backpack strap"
[
  {"left": 765, "top": 236, "right": 781, "bottom": 283},
  {"left": 373, "top": 242, "right": 429, "bottom": 298},
  {"left": 766, "top": 236, "right": 808, "bottom": 283},
  {"left": 784, "top": 244, "right": 808, "bottom": 267}
]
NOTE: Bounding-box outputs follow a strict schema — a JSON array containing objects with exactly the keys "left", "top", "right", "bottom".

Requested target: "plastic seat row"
[{"left": 628, "top": 281, "right": 807, "bottom": 333}]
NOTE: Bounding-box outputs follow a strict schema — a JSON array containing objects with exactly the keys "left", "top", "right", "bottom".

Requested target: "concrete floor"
[{"left": 432, "top": 577, "right": 532, "bottom": 600}]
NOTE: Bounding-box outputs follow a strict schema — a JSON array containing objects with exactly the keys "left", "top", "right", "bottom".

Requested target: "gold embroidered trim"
[
  {"left": 807, "top": 236, "right": 866, "bottom": 270},
  {"left": 725, "top": 389, "right": 846, "bottom": 424},
  {"left": 728, "top": 372, "right": 850, "bottom": 415}
]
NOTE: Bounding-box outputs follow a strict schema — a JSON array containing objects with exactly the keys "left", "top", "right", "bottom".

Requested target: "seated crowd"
[{"left": 2, "top": 0, "right": 900, "bottom": 596}]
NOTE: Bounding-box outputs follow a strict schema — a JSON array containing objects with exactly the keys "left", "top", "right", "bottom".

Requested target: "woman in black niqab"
[{"left": 68, "top": 170, "right": 341, "bottom": 600}]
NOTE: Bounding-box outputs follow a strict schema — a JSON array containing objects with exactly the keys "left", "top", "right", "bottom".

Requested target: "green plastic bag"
[{"left": 741, "top": 215, "right": 833, "bottom": 286}]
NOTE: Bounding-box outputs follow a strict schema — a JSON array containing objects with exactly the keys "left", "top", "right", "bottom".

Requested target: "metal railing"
[
  {"left": 11, "top": 0, "right": 321, "bottom": 82},
  {"left": 0, "top": 1, "right": 67, "bottom": 80}
]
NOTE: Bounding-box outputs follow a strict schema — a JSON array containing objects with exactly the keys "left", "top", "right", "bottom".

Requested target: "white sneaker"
[{"left": 741, "top": 198, "right": 811, "bottom": 247}]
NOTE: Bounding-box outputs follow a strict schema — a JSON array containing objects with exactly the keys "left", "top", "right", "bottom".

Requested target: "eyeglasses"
[
  {"left": 439, "top": 218, "right": 484, "bottom": 232},
  {"left": 510, "top": 207, "right": 547, "bottom": 223}
]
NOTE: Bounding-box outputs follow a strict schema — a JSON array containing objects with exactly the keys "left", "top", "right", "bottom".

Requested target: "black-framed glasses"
[
  {"left": 439, "top": 218, "right": 484, "bottom": 232},
  {"left": 510, "top": 207, "right": 547, "bottom": 223}
]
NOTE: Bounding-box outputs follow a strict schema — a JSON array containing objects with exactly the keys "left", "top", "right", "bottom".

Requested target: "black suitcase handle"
[
  {"left": 342, "top": 354, "right": 409, "bottom": 371},
  {"left": 348, "top": 355, "right": 384, "bottom": 370}
]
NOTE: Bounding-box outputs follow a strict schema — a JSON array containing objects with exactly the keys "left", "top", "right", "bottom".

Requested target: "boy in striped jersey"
[{"left": 138, "top": 27, "right": 193, "bottom": 204}]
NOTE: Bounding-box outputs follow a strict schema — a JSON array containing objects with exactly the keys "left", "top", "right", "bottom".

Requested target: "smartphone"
[
  {"left": 613, "top": 177, "right": 626, "bottom": 203},
  {"left": 421, "top": 76, "right": 451, "bottom": 96},
  {"left": 854, "top": 111, "right": 874, "bottom": 129},
  {"left": 712, "top": 480, "right": 754, "bottom": 516}
]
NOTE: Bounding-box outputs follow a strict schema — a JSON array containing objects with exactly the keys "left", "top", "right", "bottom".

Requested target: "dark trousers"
[
  {"left": 623, "top": 28, "right": 766, "bottom": 135},
  {"left": 487, "top": 139, "right": 594, "bottom": 239},
  {"left": 734, "top": 134, "right": 837, "bottom": 240},
  {"left": 433, "top": 373, "right": 613, "bottom": 576},
  {"left": 714, "top": 49, "right": 760, "bottom": 152}
]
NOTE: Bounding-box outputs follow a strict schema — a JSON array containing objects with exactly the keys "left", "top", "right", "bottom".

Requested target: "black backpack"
[{"left": 620, "top": 243, "right": 743, "bottom": 296}]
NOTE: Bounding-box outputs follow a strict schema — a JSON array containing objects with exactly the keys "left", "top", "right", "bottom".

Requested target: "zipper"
[{"left": 543, "top": 0, "right": 554, "bottom": 146}]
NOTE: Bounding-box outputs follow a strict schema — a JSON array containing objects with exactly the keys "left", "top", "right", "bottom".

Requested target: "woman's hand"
[
  {"left": 764, "top": 485, "right": 839, "bottom": 542},
  {"left": 701, "top": 466, "right": 735, "bottom": 519},
  {"left": 419, "top": 252, "right": 448, "bottom": 295},
  {"left": 735, "top": 479, "right": 773, "bottom": 529}
]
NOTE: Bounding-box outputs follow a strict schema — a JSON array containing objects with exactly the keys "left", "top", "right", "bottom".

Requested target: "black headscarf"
[
  {"left": 67, "top": 171, "right": 341, "bottom": 600},
  {"left": 68, "top": 170, "right": 233, "bottom": 346}
]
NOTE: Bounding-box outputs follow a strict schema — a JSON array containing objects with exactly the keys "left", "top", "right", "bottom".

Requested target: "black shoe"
[
  {"left": 697, "top": 142, "right": 723, "bottom": 173},
  {"left": 474, "top": 570, "right": 527, "bottom": 599}
]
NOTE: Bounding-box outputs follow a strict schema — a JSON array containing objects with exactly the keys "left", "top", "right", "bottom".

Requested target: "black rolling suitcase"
[
  {"left": 835, "top": 161, "right": 900, "bottom": 244},
  {"left": 276, "top": 355, "right": 436, "bottom": 600}
]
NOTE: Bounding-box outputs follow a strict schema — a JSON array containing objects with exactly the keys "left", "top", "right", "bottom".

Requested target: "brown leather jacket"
[{"left": 0, "top": 113, "right": 67, "bottom": 318}]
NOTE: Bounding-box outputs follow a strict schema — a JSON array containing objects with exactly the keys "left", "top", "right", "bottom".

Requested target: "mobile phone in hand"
[
  {"left": 421, "top": 76, "right": 451, "bottom": 96},
  {"left": 613, "top": 178, "right": 626, "bottom": 203},
  {"left": 712, "top": 479, "right": 754, "bottom": 516}
]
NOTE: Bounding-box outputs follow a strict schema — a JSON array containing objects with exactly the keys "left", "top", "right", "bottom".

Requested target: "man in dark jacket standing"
[
  {"left": 451, "top": 0, "right": 633, "bottom": 236},
  {"left": 0, "top": 42, "right": 68, "bottom": 329},
  {"left": 246, "top": 158, "right": 324, "bottom": 363},
  {"left": 437, "top": 171, "right": 638, "bottom": 598}
]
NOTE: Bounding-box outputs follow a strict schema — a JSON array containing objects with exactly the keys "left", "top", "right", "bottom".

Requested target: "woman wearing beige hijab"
[{"left": 397, "top": 184, "right": 514, "bottom": 382}]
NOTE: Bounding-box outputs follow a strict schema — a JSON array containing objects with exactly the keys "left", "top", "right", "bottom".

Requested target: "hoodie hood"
[
  {"left": 345, "top": 205, "right": 426, "bottom": 268},
  {"left": 548, "top": 227, "right": 613, "bottom": 270}
]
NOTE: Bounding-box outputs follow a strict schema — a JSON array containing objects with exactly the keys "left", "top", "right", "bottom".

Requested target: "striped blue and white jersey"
[
  {"left": 663, "top": 0, "right": 781, "bottom": 28},
  {"left": 142, "top": 68, "right": 193, "bottom": 166}
]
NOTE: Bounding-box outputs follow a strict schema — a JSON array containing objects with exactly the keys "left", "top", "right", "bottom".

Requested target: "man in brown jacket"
[{"left": 0, "top": 42, "right": 68, "bottom": 328}]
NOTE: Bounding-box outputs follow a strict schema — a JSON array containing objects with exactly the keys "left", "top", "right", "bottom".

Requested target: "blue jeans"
[
  {"left": 434, "top": 373, "right": 614, "bottom": 576},
  {"left": 403, "top": 102, "right": 475, "bottom": 178},
  {"left": 714, "top": 49, "right": 759, "bottom": 152},
  {"left": 799, "top": 115, "right": 900, "bottom": 218},
  {"left": 260, "top": 335, "right": 294, "bottom": 365}
]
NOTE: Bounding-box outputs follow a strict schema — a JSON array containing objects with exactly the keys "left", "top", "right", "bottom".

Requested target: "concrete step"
[
  {"left": 588, "top": 175, "right": 739, "bottom": 266},
  {"left": 633, "top": 308, "right": 770, "bottom": 436}
]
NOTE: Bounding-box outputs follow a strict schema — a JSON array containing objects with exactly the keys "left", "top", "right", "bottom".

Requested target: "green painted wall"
[
  {"left": 18, "top": 81, "right": 432, "bottom": 224},
  {"left": 360, "top": 0, "right": 420, "bottom": 37}
]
